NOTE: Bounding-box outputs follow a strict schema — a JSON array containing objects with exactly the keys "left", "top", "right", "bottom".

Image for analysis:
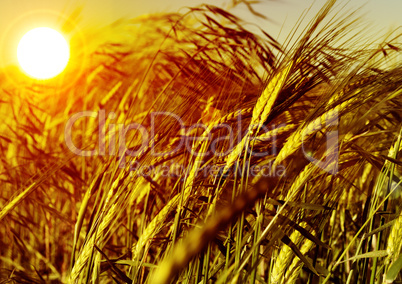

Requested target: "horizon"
[{"left": 1, "top": 0, "right": 401, "bottom": 68}]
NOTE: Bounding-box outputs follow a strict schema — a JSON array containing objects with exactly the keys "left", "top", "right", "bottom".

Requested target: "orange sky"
[{"left": 1, "top": 0, "right": 401, "bottom": 67}]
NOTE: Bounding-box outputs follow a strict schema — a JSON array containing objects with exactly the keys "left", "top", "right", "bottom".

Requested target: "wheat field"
[{"left": 0, "top": 0, "right": 401, "bottom": 283}]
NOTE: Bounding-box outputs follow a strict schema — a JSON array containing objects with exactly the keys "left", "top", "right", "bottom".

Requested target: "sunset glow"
[
  {"left": 1, "top": 1, "right": 401, "bottom": 283},
  {"left": 17, "top": 27, "right": 69, "bottom": 79}
]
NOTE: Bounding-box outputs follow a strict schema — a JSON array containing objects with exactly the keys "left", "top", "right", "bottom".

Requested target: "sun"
[{"left": 17, "top": 27, "right": 70, "bottom": 80}]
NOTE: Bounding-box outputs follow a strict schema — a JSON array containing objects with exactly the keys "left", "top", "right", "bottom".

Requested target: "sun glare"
[{"left": 17, "top": 27, "right": 70, "bottom": 80}]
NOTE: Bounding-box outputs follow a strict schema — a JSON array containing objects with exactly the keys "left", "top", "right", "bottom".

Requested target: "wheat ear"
[
  {"left": 285, "top": 235, "right": 315, "bottom": 284},
  {"left": 131, "top": 139, "right": 210, "bottom": 261},
  {"left": 386, "top": 211, "right": 402, "bottom": 265},
  {"left": 270, "top": 222, "right": 307, "bottom": 284},
  {"left": 221, "top": 63, "right": 293, "bottom": 175},
  {"left": 71, "top": 134, "right": 158, "bottom": 281},
  {"left": 272, "top": 98, "right": 353, "bottom": 171}
]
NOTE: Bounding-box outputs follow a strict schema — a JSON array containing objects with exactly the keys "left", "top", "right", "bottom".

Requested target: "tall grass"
[{"left": 0, "top": 0, "right": 401, "bottom": 283}]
